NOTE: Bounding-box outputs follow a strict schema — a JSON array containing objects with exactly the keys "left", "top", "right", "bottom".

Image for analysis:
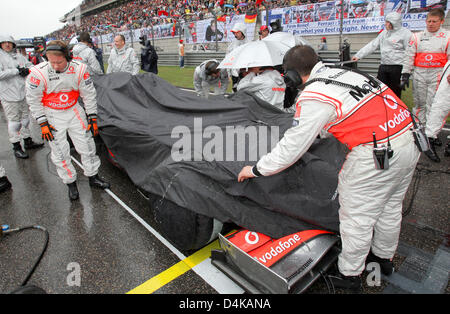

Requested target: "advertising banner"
[
  {"left": 261, "top": 0, "right": 448, "bottom": 36},
  {"left": 93, "top": 14, "right": 256, "bottom": 45},
  {"left": 92, "top": 0, "right": 447, "bottom": 44}
]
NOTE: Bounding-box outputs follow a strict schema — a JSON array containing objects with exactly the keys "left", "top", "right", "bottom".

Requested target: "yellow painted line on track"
[
  {"left": 71, "top": 156, "right": 243, "bottom": 293},
  {"left": 127, "top": 240, "right": 221, "bottom": 294}
]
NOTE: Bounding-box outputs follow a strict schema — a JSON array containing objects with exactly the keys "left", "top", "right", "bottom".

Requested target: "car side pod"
[{"left": 211, "top": 229, "right": 341, "bottom": 294}]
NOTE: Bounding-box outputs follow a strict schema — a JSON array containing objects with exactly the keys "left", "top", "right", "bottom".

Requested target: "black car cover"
[{"left": 94, "top": 72, "right": 348, "bottom": 239}]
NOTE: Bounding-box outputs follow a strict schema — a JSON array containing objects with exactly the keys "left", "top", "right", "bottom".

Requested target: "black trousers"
[{"left": 377, "top": 64, "right": 403, "bottom": 98}]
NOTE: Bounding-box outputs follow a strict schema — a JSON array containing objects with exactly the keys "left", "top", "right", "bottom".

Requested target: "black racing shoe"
[
  {"left": 425, "top": 138, "right": 441, "bottom": 163},
  {"left": 0, "top": 176, "right": 12, "bottom": 193},
  {"left": 12, "top": 142, "right": 28, "bottom": 159},
  {"left": 67, "top": 182, "right": 79, "bottom": 201},
  {"left": 433, "top": 137, "right": 442, "bottom": 146},
  {"left": 89, "top": 174, "right": 110, "bottom": 189},
  {"left": 366, "top": 251, "right": 395, "bottom": 276},
  {"left": 445, "top": 142, "right": 450, "bottom": 157},
  {"left": 424, "top": 149, "right": 441, "bottom": 163},
  {"left": 24, "top": 137, "right": 44, "bottom": 149},
  {"left": 327, "top": 269, "right": 362, "bottom": 291}
]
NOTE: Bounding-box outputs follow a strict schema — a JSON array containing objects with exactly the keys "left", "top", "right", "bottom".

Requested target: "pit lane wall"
[{"left": 95, "top": 0, "right": 449, "bottom": 59}]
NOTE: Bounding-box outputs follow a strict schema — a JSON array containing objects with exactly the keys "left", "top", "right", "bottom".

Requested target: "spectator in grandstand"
[
  {"left": 107, "top": 35, "right": 140, "bottom": 75},
  {"left": 193, "top": 59, "right": 229, "bottom": 99},
  {"left": 318, "top": 37, "right": 328, "bottom": 51},
  {"left": 352, "top": 12, "right": 411, "bottom": 98},
  {"left": 72, "top": 32, "right": 103, "bottom": 75}
]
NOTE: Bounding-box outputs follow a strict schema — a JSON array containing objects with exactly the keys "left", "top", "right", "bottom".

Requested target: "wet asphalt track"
[{"left": 0, "top": 108, "right": 448, "bottom": 295}]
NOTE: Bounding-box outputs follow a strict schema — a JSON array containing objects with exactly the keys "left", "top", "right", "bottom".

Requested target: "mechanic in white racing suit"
[
  {"left": 227, "top": 23, "right": 248, "bottom": 92},
  {"left": 72, "top": 32, "right": 103, "bottom": 75},
  {"left": 26, "top": 41, "right": 110, "bottom": 201},
  {"left": 352, "top": 12, "right": 412, "bottom": 97},
  {"left": 238, "top": 46, "right": 420, "bottom": 290},
  {"left": 237, "top": 67, "right": 293, "bottom": 112},
  {"left": 193, "top": 60, "right": 229, "bottom": 99},
  {"left": 0, "top": 34, "right": 43, "bottom": 159},
  {"left": 424, "top": 60, "right": 450, "bottom": 162},
  {"left": 401, "top": 8, "right": 450, "bottom": 132}
]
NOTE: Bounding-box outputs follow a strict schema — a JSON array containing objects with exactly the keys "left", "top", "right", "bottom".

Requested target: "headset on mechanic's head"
[{"left": 44, "top": 41, "right": 72, "bottom": 62}]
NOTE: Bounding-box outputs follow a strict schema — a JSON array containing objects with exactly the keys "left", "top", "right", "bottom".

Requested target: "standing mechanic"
[
  {"left": 424, "top": 60, "right": 450, "bottom": 162},
  {"left": 107, "top": 35, "right": 140, "bottom": 75},
  {"left": 0, "top": 35, "right": 43, "bottom": 159},
  {"left": 401, "top": 8, "right": 449, "bottom": 143},
  {"left": 352, "top": 12, "right": 412, "bottom": 97},
  {"left": 238, "top": 46, "right": 420, "bottom": 290},
  {"left": 227, "top": 23, "right": 248, "bottom": 92},
  {"left": 72, "top": 32, "right": 103, "bottom": 75},
  {"left": 26, "top": 40, "right": 110, "bottom": 201},
  {"left": 193, "top": 60, "right": 229, "bottom": 99}
]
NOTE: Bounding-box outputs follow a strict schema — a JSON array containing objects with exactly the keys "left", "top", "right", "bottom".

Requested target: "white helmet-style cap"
[
  {"left": 231, "top": 23, "right": 246, "bottom": 37},
  {"left": 0, "top": 35, "right": 16, "bottom": 48}
]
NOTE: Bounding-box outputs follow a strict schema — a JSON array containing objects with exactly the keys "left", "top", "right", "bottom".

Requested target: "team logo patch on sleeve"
[
  {"left": 83, "top": 72, "right": 93, "bottom": 85},
  {"left": 30, "top": 76, "right": 40, "bottom": 85},
  {"left": 29, "top": 76, "right": 40, "bottom": 89}
]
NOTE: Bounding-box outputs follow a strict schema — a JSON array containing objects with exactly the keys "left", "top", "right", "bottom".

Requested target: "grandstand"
[{"left": 50, "top": 0, "right": 450, "bottom": 68}]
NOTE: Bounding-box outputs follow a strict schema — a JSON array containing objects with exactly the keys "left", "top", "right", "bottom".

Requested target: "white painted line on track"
[{"left": 71, "top": 156, "right": 244, "bottom": 294}]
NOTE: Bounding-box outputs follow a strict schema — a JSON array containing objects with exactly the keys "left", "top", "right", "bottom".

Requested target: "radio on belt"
[{"left": 372, "top": 132, "right": 393, "bottom": 170}]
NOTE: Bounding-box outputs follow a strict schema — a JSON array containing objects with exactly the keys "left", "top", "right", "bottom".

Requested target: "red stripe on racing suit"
[
  {"left": 304, "top": 86, "right": 413, "bottom": 150},
  {"left": 42, "top": 90, "right": 80, "bottom": 110},
  {"left": 414, "top": 52, "right": 448, "bottom": 68}
]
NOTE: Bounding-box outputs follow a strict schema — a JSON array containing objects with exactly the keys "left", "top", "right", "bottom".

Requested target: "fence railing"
[{"left": 152, "top": 50, "right": 381, "bottom": 75}]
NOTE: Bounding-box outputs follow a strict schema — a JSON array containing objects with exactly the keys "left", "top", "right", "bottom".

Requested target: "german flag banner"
[
  {"left": 244, "top": 13, "right": 257, "bottom": 23},
  {"left": 217, "top": 15, "right": 227, "bottom": 22}
]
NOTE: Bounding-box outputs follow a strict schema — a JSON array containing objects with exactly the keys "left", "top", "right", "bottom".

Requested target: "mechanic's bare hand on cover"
[{"left": 238, "top": 166, "right": 255, "bottom": 182}]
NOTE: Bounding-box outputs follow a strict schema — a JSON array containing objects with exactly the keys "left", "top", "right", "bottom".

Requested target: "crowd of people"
[
  {"left": 48, "top": 0, "right": 324, "bottom": 41},
  {"left": 0, "top": 2, "right": 449, "bottom": 293}
]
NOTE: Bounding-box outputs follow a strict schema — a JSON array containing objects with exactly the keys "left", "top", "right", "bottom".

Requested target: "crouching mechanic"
[
  {"left": 238, "top": 46, "right": 420, "bottom": 290},
  {"left": 237, "top": 66, "right": 293, "bottom": 113},
  {"left": 25, "top": 40, "right": 110, "bottom": 200},
  {"left": 193, "top": 60, "right": 229, "bottom": 99}
]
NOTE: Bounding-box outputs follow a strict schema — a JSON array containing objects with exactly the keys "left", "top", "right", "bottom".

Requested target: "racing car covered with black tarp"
[{"left": 94, "top": 72, "right": 348, "bottom": 251}]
